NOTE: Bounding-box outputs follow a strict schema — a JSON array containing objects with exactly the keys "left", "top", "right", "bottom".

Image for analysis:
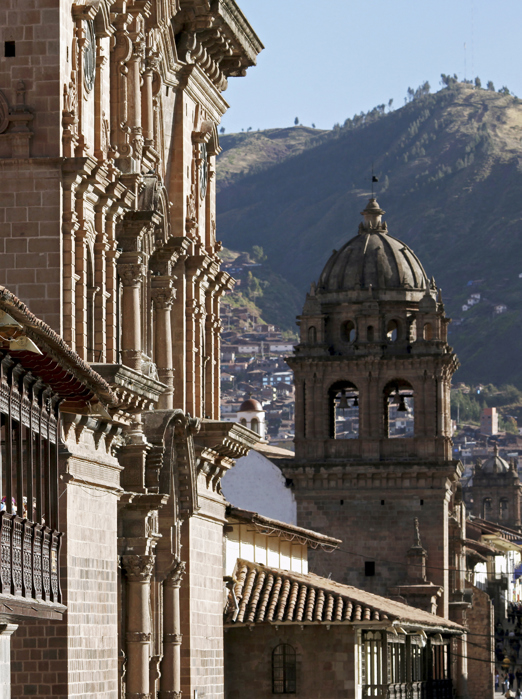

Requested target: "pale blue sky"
[{"left": 221, "top": 0, "right": 522, "bottom": 133}]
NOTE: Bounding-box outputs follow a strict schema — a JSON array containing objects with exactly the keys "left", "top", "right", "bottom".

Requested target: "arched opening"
[
  {"left": 386, "top": 320, "right": 399, "bottom": 342},
  {"left": 367, "top": 325, "right": 375, "bottom": 342},
  {"left": 272, "top": 644, "right": 296, "bottom": 694},
  {"left": 500, "top": 498, "right": 508, "bottom": 520},
  {"left": 423, "top": 323, "right": 433, "bottom": 340},
  {"left": 239, "top": 418, "right": 247, "bottom": 426},
  {"left": 251, "top": 417, "right": 259, "bottom": 434},
  {"left": 308, "top": 326, "right": 317, "bottom": 344},
  {"left": 383, "top": 380, "right": 414, "bottom": 438},
  {"left": 341, "top": 320, "right": 356, "bottom": 343},
  {"left": 328, "top": 380, "right": 359, "bottom": 439},
  {"left": 483, "top": 498, "right": 492, "bottom": 519}
]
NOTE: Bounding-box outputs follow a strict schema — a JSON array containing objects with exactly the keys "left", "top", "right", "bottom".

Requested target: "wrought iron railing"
[{"left": 0, "top": 512, "right": 61, "bottom": 604}]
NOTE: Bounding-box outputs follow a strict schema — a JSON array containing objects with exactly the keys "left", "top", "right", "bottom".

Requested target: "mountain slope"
[{"left": 216, "top": 84, "right": 522, "bottom": 387}]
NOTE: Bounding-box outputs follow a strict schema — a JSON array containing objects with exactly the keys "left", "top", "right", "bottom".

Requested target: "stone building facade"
[
  {"left": 0, "top": 1, "right": 262, "bottom": 697},
  {"left": 281, "top": 198, "right": 482, "bottom": 698},
  {"left": 469, "top": 446, "right": 522, "bottom": 530}
]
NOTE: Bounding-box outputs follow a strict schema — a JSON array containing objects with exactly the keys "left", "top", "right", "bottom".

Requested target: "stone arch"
[
  {"left": 383, "top": 379, "right": 414, "bottom": 438},
  {"left": 328, "top": 379, "right": 359, "bottom": 440},
  {"left": 386, "top": 319, "right": 399, "bottom": 342},
  {"left": 308, "top": 326, "right": 317, "bottom": 344},
  {"left": 341, "top": 320, "right": 356, "bottom": 343}
]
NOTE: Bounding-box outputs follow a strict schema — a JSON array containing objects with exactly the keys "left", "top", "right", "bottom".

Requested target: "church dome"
[
  {"left": 480, "top": 444, "right": 510, "bottom": 474},
  {"left": 317, "top": 198, "right": 429, "bottom": 293},
  {"left": 239, "top": 397, "right": 263, "bottom": 412}
]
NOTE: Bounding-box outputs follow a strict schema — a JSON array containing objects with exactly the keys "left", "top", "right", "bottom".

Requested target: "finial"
[
  {"left": 413, "top": 517, "right": 422, "bottom": 547},
  {"left": 494, "top": 443, "right": 499, "bottom": 456},
  {"left": 360, "top": 198, "right": 385, "bottom": 231}
]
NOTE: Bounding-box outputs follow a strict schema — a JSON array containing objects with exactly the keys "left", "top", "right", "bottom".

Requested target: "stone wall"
[
  {"left": 224, "top": 625, "right": 356, "bottom": 699},
  {"left": 180, "top": 480, "right": 228, "bottom": 699},
  {"left": 466, "top": 582, "right": 494, "bottom": 699},
  {"left": 295, "top": 467, "right": 451, "bottom": 617}
]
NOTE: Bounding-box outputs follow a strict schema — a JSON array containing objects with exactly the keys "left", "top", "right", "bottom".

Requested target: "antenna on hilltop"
[{"left": 371, "top": 162, "right": 379, "bottom": 197}]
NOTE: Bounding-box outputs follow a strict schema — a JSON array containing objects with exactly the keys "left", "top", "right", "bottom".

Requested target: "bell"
[
  {"left": 352, "top": 395, "right": 359, "bottom": 408},
  {"left": 397, "top": 395, "right": 408, "bottom": 413},
  {"left": 337, "top": 391, "right": 350, "bottom": 411}
]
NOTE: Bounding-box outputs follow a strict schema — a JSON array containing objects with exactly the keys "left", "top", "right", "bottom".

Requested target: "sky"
[{"left": 221, "top": 0, "right": 522, "bottom": 134}]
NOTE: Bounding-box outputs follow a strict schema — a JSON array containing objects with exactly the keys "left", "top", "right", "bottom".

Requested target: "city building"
[
  {"left": 224, "top": 507, "right": 464, "bottom": 699},
  {"left": 0, "top": 1, "right": 262, "bottom": 696},
  {"left": 481, "top": 407, "right": 499, "bottom": 436},
  {"left": 470, "top": 446, "right": 522, "bottom": 530},
  {"left": 281, "top": 197, "right": 487, "bottom": 698}
]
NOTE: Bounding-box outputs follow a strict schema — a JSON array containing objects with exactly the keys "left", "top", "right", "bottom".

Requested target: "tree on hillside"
[
  {"left": 312, "top": 123, "right": 315, "bottom": 128},
  {"left": 247, "top": 126, "right": 252, "bottom": 131},
  {"left": 294, "top": 117, "right": 299, "bottom": 125},
  {"left": 388, "top": 98, "right": 394, "bottom": 111},
  {"left": 487, "top": 81, "right": 495, "bottom": 91},
  {"left": 474, "top": 77, "right": 482, "bottom": 89},
  {"left": 220, "top": 126, "right": 225, "bottom": 134},
  {"left": 498, "top": 86, "right": 510, "bottom": 95},
  {"left": 251, "top": 245, "right": 267, "bottom": 263}
]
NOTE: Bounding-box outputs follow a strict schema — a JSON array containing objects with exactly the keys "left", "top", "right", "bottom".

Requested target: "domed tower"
[
  {"left": 237, "top": 396, "right": 266, "bottom": 440},
  {"left": 283, "top": 198, "right": 463, "bottom": 617},
  {"left": 471, "top": 446, "right": 522, "bottom": 529}
]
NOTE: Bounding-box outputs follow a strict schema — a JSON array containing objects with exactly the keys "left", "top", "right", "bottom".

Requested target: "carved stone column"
[
  {"left": 122, "top": 554, "right": 155, "bottom": 699},
  {"left": 118, "top": 257, "right": 145, "bottom": 370},
  {"left": 151, "top": 279, "right": 176, "bottom": 409},
  {"left": 159, "top": 561, "right": 185, "bottom": 699}
]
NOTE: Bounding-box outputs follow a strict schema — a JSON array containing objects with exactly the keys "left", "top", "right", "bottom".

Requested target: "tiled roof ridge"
[
  {"left": 225, "top": 559, "right": 462, "bottom": 630},
  {"left": 0, "top": 286, "right": 117, "bottom": 406},
  {"left": 470, "top": 516, "right": 522, "bottom": 540}
]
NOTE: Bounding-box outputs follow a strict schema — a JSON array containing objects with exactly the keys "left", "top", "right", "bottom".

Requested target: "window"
[
  {"left": 384, "top": 380, "right": 414, "bottom": 438},
  {"left": 365, "top": 561, "right": 375, "bottom": 577},
  {"left": 308, "top": 326, "right": 317, "bottom": 344},
  {"left": 361, "top": 631, "right": 383, "bottom": 695},
  {"left": 386, "top": 320, "right": 399, "bottom": 342},
  {"left": 240, "top": 418, "right": 247, "bottom": 426},
  {"left": 367, "top": 325, "right": 374, "bottom": 342},
  {"left": 423, "top": 323, "right": 433, "bottom": 340},
  {"left": 483, "top": 498, "right": 492, "bottom": 519},
  {"left": 328, "top": 380, "right": 359, "bottom": 439},
  {"left": 5, "top": 41, "right": 15, "bottom": 58},
  {"left": 388, "top": 638, "right": 407, "bottom": 684},
  {"left": 341, "top": 320, "right": 356, "bottom": 342},
  {"left": 500, "top": 498, "right": 508, "bottom": 520},
  {"left": 272, "top": 644, "right": 296, "bottom": 694},
  {"left": 251, "top": 418, "right": 259, "bottom": 434}
]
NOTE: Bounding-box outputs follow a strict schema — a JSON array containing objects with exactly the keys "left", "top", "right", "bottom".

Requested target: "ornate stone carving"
[
  {"left": 118, "top": 263, "right": 145, "bottom": 287},
  {"left": 164, "top": 633, "right": 182, "bottom": 645},
  {"left": 151, "top": 286, "right": 176, "bottom": 311},
  {"left": 165, "top": 560, "right": 185, "bottom": 588},
  {"left": 126, "top": 631, "right": 152, "bottom": 643},
  {"left": 83, "top": 20, "right": 96, "bottom": 92},
  {"left": 127, "top": 693, "right": 152, "bottom": 699},
  {"left": 121, "top": 554, "right": 155, "bottom": 581},
  {"left": 158, "top": 692, "right": 182, "bottom": 699}
]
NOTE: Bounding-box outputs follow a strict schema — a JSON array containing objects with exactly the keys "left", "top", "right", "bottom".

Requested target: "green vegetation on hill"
[
  {"left": 217, "top": 81, "right": 522, "bottom": 387},
  {"left": 451, "top": 384, "right": 522, "bottom": 430}
]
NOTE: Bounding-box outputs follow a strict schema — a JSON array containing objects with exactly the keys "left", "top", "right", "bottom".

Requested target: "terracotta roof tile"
[{"left": 226, "top": 559, "right": 462, "bottom": 631}]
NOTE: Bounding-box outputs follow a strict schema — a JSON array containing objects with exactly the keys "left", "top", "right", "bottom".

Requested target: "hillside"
[{"left": 216, "top": 83, "right": 522, "bottom": 388}]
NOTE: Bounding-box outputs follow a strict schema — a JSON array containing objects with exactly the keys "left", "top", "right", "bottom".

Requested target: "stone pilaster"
[
  {"left": 151, "top": 279, "right": 176, "bottom": 409},
  {"left": 118, "top": 257, "right": 145, "bottom": 371},
  {"left": 122, "top": 554, "right": 155, "bottom": 699},
  {"left": 160, "top": 561, "right": 186, "bottom": 699}
]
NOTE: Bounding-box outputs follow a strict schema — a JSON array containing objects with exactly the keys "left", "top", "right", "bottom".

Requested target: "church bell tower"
[{"left": 283, "top": 198, "right": 462, "bottom": 618}]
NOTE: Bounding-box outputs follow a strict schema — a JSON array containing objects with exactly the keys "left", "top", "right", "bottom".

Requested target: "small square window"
[
  {"left": 5, "top": 41, "right": 15, "bottom": 58},
  {"left": 365, "top": 561, "right": 375, "bottom": 577}
]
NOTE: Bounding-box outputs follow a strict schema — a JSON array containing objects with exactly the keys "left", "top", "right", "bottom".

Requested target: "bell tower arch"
[{"left": 283, "top": 198, "right": 462, "bottom": 619}]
